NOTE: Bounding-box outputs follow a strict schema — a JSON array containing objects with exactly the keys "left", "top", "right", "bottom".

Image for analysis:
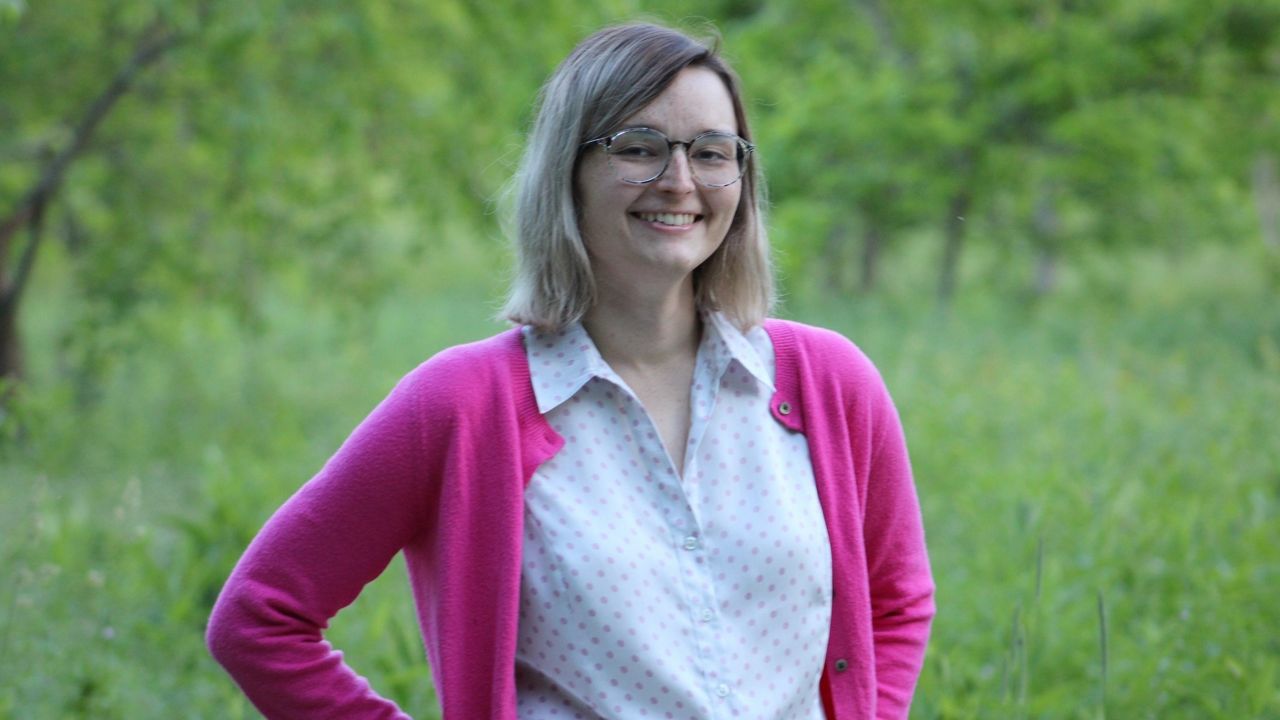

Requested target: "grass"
[{"left": 1, "top": 240, "right": 1277, "bottom": 718}]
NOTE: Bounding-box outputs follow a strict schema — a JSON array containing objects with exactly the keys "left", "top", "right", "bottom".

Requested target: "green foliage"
[{"left": 3, "top": 0, "right": 1276, "bottom": 336}]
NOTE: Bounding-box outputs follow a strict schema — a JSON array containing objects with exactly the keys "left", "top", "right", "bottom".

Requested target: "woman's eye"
[
  {"left": 695, "top": 148, "right": 733, "bottom": 162},
  {"left": 614, "top": 145, "right": 657, "bottom": 157}
]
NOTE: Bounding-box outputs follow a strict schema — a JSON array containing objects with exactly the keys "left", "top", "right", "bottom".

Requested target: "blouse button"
[
  {"left": 715, "top": 683, "right": 730, "bottom": 698},
  {"left": 778, "top": 401, "right": 792, "bottom": 415},
  {"left": 834, "top": 658, "right": 849, "bottom": 672},
  {"left": 682, "top": 535, "right": 699, "bottom": 551}
]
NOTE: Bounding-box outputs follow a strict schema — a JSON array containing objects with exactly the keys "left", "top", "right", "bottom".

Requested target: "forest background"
[{"left": 2, "top": 0, "right": 1278, "bottom": 718}]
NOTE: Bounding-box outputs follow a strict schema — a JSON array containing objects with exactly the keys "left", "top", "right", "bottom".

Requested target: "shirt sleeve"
[
  {"left": 863, "top": 381, "right": 936, "bottom": 720},
  {"left": 206, "top": 371, "right": 433, "bottom": 719}
]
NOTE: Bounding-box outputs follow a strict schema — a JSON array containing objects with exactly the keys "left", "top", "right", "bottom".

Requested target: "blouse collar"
[{"left": 524, "top": 311, "right": 773, "bottom": 415}]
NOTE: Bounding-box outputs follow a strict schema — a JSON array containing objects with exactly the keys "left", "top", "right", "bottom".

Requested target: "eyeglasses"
[{"left": 581, "top": 127, "right": 755, "bottom": 188}]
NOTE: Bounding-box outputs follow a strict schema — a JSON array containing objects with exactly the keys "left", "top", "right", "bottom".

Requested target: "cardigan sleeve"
[
  {"left": 206, "top": 369, "right": 435, "bottom": 720},
  {"left": 863, "top": 379, "right": 935, "bottom": 720}
]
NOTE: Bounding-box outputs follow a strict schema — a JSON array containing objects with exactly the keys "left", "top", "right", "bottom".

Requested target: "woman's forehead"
[{"left": 619, "top": 67, "right": 738, "bottom": 136}]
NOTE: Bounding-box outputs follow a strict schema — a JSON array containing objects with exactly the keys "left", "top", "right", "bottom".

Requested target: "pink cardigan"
[{"left": 207, "top": 319, "right": 934, "bottom": 719}]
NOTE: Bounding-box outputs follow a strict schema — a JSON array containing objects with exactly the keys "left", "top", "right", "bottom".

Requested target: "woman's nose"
[{"left": 654, "top": 147, "right": 696, "bottom": 192}]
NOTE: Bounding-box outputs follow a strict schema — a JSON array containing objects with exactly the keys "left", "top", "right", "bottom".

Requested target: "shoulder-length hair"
[{"left": 501, "top": 22, "right": 773, "bottom": 332}]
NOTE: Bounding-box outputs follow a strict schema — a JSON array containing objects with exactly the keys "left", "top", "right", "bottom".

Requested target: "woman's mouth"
[{"left": 633, "top": 212, "right": 700, "bottom": 227}]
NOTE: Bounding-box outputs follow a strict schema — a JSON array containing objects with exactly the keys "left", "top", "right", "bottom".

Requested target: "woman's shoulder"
[
  {"left": 763, "top": 318, "right": 902, "bottom": 426},
  {"left": 421, "top": 327, "right": 525, "bottom": 370},
  {"left": 763, "top": 318, "right": 880, "bottom": 379},
  {"left": 391, "top": 327, "right": 528, "bottom": 404}
]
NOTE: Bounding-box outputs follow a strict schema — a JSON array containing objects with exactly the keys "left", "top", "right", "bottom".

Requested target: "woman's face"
[{"left": 575, "top": 66, "right": 743, "bottom": 299}]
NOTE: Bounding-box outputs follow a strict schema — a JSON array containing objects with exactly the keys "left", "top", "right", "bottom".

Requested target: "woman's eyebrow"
[{"left": 616, "top": 123, "right": 739, "bottom": 137}]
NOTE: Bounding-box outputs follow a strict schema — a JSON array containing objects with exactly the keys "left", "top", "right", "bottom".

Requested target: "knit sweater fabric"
[{"left": 206, "top": 319, "right": 935, "bottom": 720}]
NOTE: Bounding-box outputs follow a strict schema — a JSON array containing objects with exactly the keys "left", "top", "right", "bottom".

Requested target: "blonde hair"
[{"left": 501, "top": 22, "right": 773, "bottom": 332}]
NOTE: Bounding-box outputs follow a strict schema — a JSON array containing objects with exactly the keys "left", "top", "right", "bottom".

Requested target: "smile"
[{"left": 633, "top": 212, "right": 700, "bottom": 226}]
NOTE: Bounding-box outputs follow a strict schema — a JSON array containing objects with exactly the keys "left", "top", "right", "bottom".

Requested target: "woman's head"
[{"left": 503, "top": 22, "right": 773, "bottom": 331}]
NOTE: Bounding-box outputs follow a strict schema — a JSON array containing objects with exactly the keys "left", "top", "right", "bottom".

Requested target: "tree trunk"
[
  {"left": 822, "top": 222, "right": 850, "bottom": 292},
  {"left": 1035, "top": 245, "right": 1058, "bottom": 296},
  {"left": 1033, "top": 182, "right": 1060, "bottom": 296},
  {"left": 1254, "top": 152, "right": 1279, "bottom": 251},
  {"left": 938, "top": 189, "right": 972, "bottom": 307},
  {"left": 0, "top": 210, "right": 45, "bottom": 383},
  {"left": 861, "top": 221, "right": 882, "bottom": 293},
  {"left": 0, "top": 296, "right": 22, "bottom": 386},
  {"left": 0, "top": 19, "right": 178, "bottom": 388}
]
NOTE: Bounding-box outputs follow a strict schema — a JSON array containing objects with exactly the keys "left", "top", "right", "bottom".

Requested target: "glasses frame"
[{"left": 580, "top": 127, "right": 756, "bottom": 188}]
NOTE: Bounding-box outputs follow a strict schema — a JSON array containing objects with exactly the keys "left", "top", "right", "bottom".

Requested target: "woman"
[{"left": 208, "top": 22, "right": 934, "bottom": 720}]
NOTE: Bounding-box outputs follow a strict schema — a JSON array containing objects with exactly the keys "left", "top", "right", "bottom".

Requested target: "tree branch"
[{"left": 0, "top": 17, "right": 181, "bottom": 307}]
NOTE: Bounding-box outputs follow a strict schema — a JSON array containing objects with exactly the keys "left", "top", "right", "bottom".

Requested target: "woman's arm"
[
  {"left": 863, "top": 386, "right": 936, "bottom": 720},
  {"left": 206, "top": 372, "right": 432, "bottom": 719}
]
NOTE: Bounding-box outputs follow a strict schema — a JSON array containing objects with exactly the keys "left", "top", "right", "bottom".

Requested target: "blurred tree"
[
  {"left": 736, "top": 0, "right": 944, "bottom": 295},
  {"left": 1, "top": 0, "right": 665, "bottom": 406},
  {"left": 735, "top": 0, "right": 1277, "bottom": 302},
  {"left": 1, "top": 0, "right": 1275, "bottom": 415},
  {"left": 0, "top": 9, "right": 179, "bottom": 386}
]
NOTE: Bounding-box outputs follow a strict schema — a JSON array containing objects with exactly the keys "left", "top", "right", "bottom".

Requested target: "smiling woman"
[
  {"left": 207, "top": 21, "right": 934, "bottom": 720},
  {"left": 503, "top": 23, "right": 771, "bottom": 335}
]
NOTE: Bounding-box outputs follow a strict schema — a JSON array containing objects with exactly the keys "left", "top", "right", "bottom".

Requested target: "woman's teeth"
[{"left": 636, "top": 212, "right": 697, "bottom": 226}]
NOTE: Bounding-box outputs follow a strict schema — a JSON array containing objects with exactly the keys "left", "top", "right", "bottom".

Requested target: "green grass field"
[{"left": 1, "top": 243, "right": 1277, "bottom": 719}]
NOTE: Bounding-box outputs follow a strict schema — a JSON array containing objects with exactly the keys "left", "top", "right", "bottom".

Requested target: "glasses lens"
[
  {"left": 688, "top": 133, "right": 745, "bottom": 187},
  {"left": 605, "top": 129, "right": 668, "bottom": 183}
]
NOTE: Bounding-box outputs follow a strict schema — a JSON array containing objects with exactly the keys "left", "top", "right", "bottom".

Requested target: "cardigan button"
[
  {"left": 778, "top": 401, "right": 792, "bottom": 415},
  {"left": 834, "top": 658, "right": 849, "bottom": 672}
]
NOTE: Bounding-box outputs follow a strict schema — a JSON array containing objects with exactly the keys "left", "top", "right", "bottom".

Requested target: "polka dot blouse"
[{"left": 517, "top": 312, "right": 833, "bottom": 719}]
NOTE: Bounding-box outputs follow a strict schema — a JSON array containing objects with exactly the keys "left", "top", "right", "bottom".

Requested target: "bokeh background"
[{"left": 2, "top": 0, "right": 1278, "bottom": 717}]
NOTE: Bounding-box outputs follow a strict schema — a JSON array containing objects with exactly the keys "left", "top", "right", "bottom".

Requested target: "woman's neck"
[{"left": 582, "top": 280, "right": 700, "bottom": 370}]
